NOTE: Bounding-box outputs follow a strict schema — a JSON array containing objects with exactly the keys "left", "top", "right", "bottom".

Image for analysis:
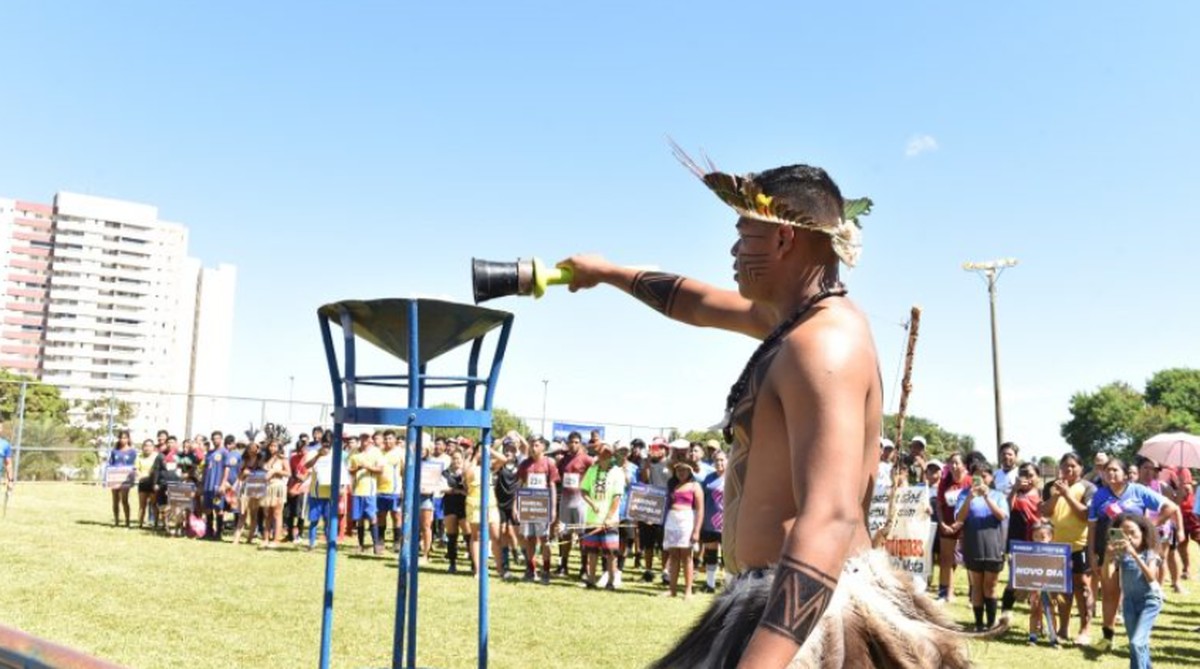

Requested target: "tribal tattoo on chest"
[
  {"left": 760, "top": 555, "right": 838, "bottom": 647},
  {"left": 630, "top": 271, "right": 684, "bottom": 316}
]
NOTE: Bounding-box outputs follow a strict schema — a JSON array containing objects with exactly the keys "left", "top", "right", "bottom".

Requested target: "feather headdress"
[{"left": 669, "top": 140, "right": 873, "bottom": 267}]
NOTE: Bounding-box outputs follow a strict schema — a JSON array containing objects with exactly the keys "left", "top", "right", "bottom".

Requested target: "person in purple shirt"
[
  {"left": 107, "top": 430, "right": 137, "bottom": 527},
  {"left": 1087, "top": 456, "right": 1179, "bottom": 652}
]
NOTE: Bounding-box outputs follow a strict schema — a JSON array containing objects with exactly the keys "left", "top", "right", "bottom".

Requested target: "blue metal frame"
[{"left": 316, "top": 300, "right": 514, "bottom": 669}]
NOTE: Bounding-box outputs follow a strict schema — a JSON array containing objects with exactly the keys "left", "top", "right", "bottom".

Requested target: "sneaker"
[
  {"left": 448, "top": 563, "right": 458, "bottom": 575},
  {"left": 641, "top": 570, "right": 654, "bottom": 583},
  {"left": 540, "top": 571, "right": 551, "bottom": 586},
  {"left": 582, "top": 580, "right": 597, "bottom": 590},
  {"left": 522, "top": 569, "right": 535, "bottom": 583},
  {"left": 1027, "top": 634, "right": 1038, "bottom": 646},
  {"left": 612, "top": 572, "right": 622, "bottom": 589},
  {"left": 1073, "top": 633, "right": 1090, "bottom": 646},
  {"left": 1095, "top": 638, "right": 1112, "bottom": 653},
  {"left": 597, "top": 572, "right": 610, "bottom": 589},
  {"left": 554, "top": 565, "right": 566, "bottom": 577},
  {"left": 501, "top": 571, "right": 514, "bottom": 581},
  {"left": 661, "top": 572, "right": 670, "bottom": 585},
  {"left": 702, "top": 584, "right": 716, "bottom": 594}
]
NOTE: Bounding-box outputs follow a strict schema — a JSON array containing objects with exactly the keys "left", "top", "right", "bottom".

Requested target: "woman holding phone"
[
  {"left": 1086, "top": 457, "right": 1178, "bottom": 653},
  {"left": 952, "top": 461, "right": 1009, "bottom": 631}
]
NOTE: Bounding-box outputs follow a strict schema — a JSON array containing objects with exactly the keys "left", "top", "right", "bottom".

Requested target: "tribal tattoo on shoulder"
[
  {"left": 759, "top": 556, "right": 838, "bottom": 647},
  {"left": 630, "top": 271, "right": 684, "bottom": 316}
]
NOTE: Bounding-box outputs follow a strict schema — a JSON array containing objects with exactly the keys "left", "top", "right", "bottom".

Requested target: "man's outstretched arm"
[
  {"left": 737, "top": 323, "right": 870, "bottom": 667},
  {"left": 558, "top": 254, "right": 773, "bottom": 339}
]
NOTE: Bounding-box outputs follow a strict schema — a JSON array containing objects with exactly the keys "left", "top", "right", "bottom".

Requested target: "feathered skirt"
[{"left": 650, "top": 549, "right": 972, "bottom": 669}]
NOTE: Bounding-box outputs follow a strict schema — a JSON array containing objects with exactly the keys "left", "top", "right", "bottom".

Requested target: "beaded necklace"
[{"left": 721, "top": 284, "right": 848, "bottom": 443}]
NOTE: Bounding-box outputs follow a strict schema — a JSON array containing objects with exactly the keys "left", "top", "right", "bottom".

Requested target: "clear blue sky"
[{"left": 2, "top": 3, "right": 1197, "bottom": 459}]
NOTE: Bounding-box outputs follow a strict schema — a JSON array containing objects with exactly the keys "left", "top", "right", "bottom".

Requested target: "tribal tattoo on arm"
[
  {"left": 759, "top": 555, "right": 838, "bottom": 647},
  {"left": 630, "top": 271, "right": 684, "bottom": 317}
]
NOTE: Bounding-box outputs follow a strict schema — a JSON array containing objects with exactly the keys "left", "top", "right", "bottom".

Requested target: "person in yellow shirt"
[
  {"left": 134, "top": 439, "right": 161, "bottom": 528},
  {"left": 306, "top": 433, "right": 350, "bottom": 551},
  {"left": 463, "top": 441, "right": 508, "bottom": 577},
  {"left": 1040, "top": 452, "right": 1096, "bottom": 645},
  {"left": 349, "top": 433, "right": 385, "bottom": 555},
  {"left": 376, "top": 429, "right": 407, "bottom": 552}
]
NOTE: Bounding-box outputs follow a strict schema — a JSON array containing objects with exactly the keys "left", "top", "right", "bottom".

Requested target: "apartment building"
[{"left": 1, "top": 192, "right": 235, "bottom": 437}]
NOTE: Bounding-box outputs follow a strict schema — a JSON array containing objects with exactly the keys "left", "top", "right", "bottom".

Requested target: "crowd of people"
[
  {"left": 101, "top": 423, "right": 1199, "bottom": 663},
  {"left": 103, "top": 426, "right": 727, "bottom": 599},
  {"left": 881, "top": 436, "right": 1196, "bottom": 667}
]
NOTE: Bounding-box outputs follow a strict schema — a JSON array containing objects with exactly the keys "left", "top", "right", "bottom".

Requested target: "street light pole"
[
  {"left": 963, "top": 258, "right": 1018, "bottom": 463},
  {"left": 540, "top": 379, "right": 549, "bottom": 437}
]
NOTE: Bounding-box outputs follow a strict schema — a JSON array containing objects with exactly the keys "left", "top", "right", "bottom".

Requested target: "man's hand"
[{"left": 557, "top": 254, "right": 614, "bottom": 292}]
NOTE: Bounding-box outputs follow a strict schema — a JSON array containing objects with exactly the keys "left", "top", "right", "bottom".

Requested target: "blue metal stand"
[{"left": 316, "top": 298, "right": 514, "bottom": 669}]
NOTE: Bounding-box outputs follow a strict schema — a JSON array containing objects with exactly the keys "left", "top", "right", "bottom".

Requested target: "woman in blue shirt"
[
  {"left": 953, "top": 461, "right": 1009, "bottom": 631},
  {"left": 1087, "top": 457, "right": 1177, "bottom": 651},
  {"left": 107, "top": 430, "right": 137, "bottom": 527}
]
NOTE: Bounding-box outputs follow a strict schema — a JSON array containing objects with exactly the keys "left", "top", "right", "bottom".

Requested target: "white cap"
[
  {"left": 910, "top": 435, "right": 927, "bottom": 447},
  {"left": 880, "top": 438, "right": 895, "bottom": 449},
  {"left": 668, "top": 438, "right": 691, "bottom": 450}
]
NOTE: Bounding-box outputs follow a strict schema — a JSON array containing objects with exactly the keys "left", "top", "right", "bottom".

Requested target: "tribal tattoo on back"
[
  {"left": 630, "top": 271, "right": 684, "bottom": 316},
  {"left": 759, "top": 555, "right": 838, "bottom": 647}
]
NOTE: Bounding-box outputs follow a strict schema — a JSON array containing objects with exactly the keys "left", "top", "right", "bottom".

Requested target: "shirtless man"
[{"left": 561, "top": 161, "right": 965, "bottom": 668}]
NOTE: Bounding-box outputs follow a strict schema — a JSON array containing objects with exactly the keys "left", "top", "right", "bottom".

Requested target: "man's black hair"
[
  {"left": 568, "top": 430, "right": 582, "bottom": 442},
  {"left": 752, "top": 164, "right": 844, "bottom": 227}
]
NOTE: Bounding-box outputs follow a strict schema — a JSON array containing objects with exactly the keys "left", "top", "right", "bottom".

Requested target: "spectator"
[
  {"left": 953, "top": 461, "right": 1009, "bottom": 631},
  {"left": 1135, "top": 456, "right": 1184, "bottom": 592},
  {"left": 286, "top": 439, "right": 310, "bottom": 543},
  {"left": 1090, "top": 452, "right": 1110, "bottom": 487},
  {"left": 877, "top": 438, "right": 895, "bottom": 482},
  {"left": 377, "top": 429, "right": 405, "bottom": 553},
  {"left": 1112, "top": 512, "right": 1164, "bottom": 668},
  {"left": 134, "top": 439, "right": 160, "bottom": 528},
  {"left": 1087, "top": 456, "right": 1177, "bottom": 652},
  {"left": 638, "top": 437, "right": 671, "bottom": 582},
  {"left": 1001, "top": 462, "right": 1041, "bottom": 616},
  {"left": 1042, "top": 451, "right": 1095, "bottom": 645},
  {"left": 688, "top": 442, "right": 714, "bottom": 480},
  {"left": 1180, "top": 480, "right": 1199, "bottom": 580},
  {"left": 108, "top": 430, "right": 137, "bottom": 527},
  {"left": 305, "top": 435, "right": 349, "bottom": 551},
  {"left": 614, "top": 441, "right": 639, "bottom": 573},
  {"left": 993, "top": 442, "right": 1019, "bottom": 496},
  {"left": 463, "top": 442, "right": 506, "bottom": 577},
  {"left": 0, "top": 421, "right": 11, "bottom": 497},
  {"left": 1025, "top": 521, "right": 1058, "bottom": 647},
  {"left": 348, "top": 434, "right": 384, "bottom": 555},
  {"left": 555, "top": 431, "right": 594, "bottom": 578},
  {"left": 580, "top": 441, "right": 626, "bottom": 589},
  {"left": 233, "top": 442, "right": 265, "bottom": 545},
  {"left": 151, "top": 436, "right": 180, "bottom": 529},
  {"left": 935, "top": 452, "right": 970, "bottom": 602},
  {"left": 261, "top": 439, "right": 290, "bottom": 549},
  {"left": 516, "top": 435, "right": 559, "bottom": 585},
  {"left": 441, "top": 450, "right": 468, "bottom": 573},
  {"left": 493, "top": 436, "right": 521, "bottom": 578},
  {"left": 663, "top": 459, "right": 703, "bottom": 599},
  {"left": 700, "top": 448, "right": 726, "bottom": 593}
]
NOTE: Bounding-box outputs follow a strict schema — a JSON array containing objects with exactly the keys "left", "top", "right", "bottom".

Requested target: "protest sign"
[
  {"left": 1009, "top": 541, "right": 1072, "bottom": 593},
  {"left": 516, "top": 488, "right": 551, "bottom": 523},
  {"left": 420, "top": 461, "right": 446, "bottom": 495},
  {"left": 626, "top": 483, "right": 668, "bottom": 524},
  {"left": 872, "top": 483, "right": 935, "bottom": 586},
  {"left": 244, "top": 471, "right": 268, "bottom": 499},
  {"left": 167, "top": 482, "right": 196, "bottom": 510},
  {"left": 105, "top": 466, "right": 134, "bottom": 490}
]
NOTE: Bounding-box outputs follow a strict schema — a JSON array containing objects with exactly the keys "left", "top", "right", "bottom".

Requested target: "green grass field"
[{"left": 2, "top": 483, "right": 1198, "bottom": 668}]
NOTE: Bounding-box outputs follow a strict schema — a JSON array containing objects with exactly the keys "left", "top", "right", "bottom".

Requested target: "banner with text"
[
  {"left": 1009, "top": 541, "right": 1072, "bottom": 593},
  {"left": 551, "top": 422, "right": 605, "bottom": 442},
  {"left": 627, "top": 483, "right": 668, "bottom": 524},
  {"left": 870, "top": 481, "right": 935, "bottom": 584},
  {"left": 515, "top": 488, "right": 552, "bottom": 523}
]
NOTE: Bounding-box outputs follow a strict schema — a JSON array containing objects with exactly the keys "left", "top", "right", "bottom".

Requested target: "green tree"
[
  {"left": 1060, "top": 382, "right": 1151, "bottom": 463},
  {"left": 67, "top": 397, "right": 138, "bottom": 449},
  {"left": 682, "top": 428, "right": 724, "bottom": 445},
  {"left": 0, "top": 370, "right": 69, "bottom": 424},
  {"left": 1144, "top": 368, "right": 1200, "bottom": 433},
  {"left": 425, "top": 403, "right": 530, "bottom": 442},
  {"left": 13, "top": 417, "right": 71, "bottom": 481},
  {"left": 882, "top": 413, "right": 975, "bottom": 460}
]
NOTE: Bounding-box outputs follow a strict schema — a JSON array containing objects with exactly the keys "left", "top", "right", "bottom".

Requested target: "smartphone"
[
  {"left": 1108, "top": 528, "right": 1124, "bottom": 544},
  {"left": 972, "top": 475, "right": 984, "bottom": 489}
]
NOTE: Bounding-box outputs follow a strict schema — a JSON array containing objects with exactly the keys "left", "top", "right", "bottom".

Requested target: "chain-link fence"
[{"left": 1, "top": 377, "right": 676, "bottom": 483}]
